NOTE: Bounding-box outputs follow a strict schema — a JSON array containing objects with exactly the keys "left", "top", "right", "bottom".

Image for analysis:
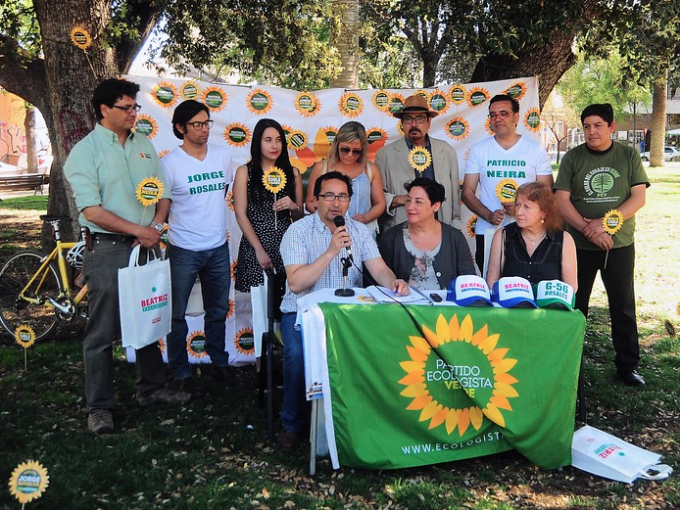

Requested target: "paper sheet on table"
[{"left": 365, "top": 285, "right": 428, "bottom": 304}]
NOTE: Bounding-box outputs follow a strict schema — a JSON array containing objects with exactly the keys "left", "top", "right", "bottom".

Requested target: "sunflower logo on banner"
[
  {"left": 504, "top": 82, "right": 527, "bottom": 101},
  {"left": 248, "top": 89, "right": 274, "bottom": 114},
  {"left": 234, "top": 328, "right": 255, "bottom": 356},
  {"left": 524, "top": 108, "right": 541, "bottom": 132},
  {"left": 388, "top": 93, "right": 405, "bottom": 116},
  {"left": 134, "top": 114, "right": 157, "bottom": 139},
  {"left": 429, "top": 90, "right": 449, "bottom": 115},
  {"left": 180, "top": 81, "right": 201, "bottom": 100},
  {"left": 152, "top": 82, "right": 178, "bottom": 109},
  {"left": 466, "top": 215, "right": 478, "bottom": 238},
  {"left": 339, "top": 92, "right": 363, "bottom": 118},
  {"left": 467, "top": 87, "right": 490, "bottom": 108},
  {"left": 448, "top": 85, "right": 467, "bottom": 105},
  {"left": 187, "top": 331, "right": 208, "bottom": 360},
  {"left": 372, "top": 90, "right": 390, "bottom": 112},
  {"left": 445, "top": 117, "right": 470, "bottom": 141},
  {"left": 223, "top": 123, "right": 251, "bottom": 148},
  {"left": 399, "top": 313, "right": 519, "bottom": 435},
  {"left": 295, "top": 92, "right": 320, "bottom": 117},
  {"left": 288, "top": 131, "right": 308, "bottom": 151},
  {"left": 202, "top": 86, "right": 227, "bottom": 112}
]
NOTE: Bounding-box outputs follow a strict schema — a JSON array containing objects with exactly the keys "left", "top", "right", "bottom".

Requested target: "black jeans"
[{"left": 575, "top": 244, "right": 640, "bottom": 374}]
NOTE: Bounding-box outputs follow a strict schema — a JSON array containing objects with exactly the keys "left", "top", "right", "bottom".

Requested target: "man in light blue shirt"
[
  {"left": 277, "top": 171, "right": 409, "bottom": 451},
  {"left": 64, "top": 78, "right": 190, "bottom": 435}
]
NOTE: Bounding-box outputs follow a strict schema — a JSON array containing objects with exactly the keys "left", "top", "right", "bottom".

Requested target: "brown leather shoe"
[{"left": 278, "top": 429, "right": 302, "bottom": 452}]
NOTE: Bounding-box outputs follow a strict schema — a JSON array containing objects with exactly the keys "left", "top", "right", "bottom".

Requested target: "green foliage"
[
  {"left": 156, "top": 0, "right": 339, "bottom": 89},
  {"left": 583, "top": 0, "right": 680, "bottom": 84},
  {"left": 558, "top": 50, "right": 651, "bottom": 122},
  {"left": 0, "top": 0, "right": 41, "bottom": 61}
]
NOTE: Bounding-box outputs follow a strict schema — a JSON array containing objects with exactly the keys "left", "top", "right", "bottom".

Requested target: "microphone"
[
  {"left": 333, "top": 215, "right": 355, "bottom": 297},
  {"left": 333, "top": 215, "right": 353, "bottom": 261}
]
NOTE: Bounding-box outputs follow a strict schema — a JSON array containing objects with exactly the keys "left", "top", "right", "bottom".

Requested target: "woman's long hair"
[{"left": 248, "top": 118, "right": 296, "bottom": 201}]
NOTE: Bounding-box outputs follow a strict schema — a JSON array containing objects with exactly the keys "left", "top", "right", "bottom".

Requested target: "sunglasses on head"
[{"left": 339, "top": 147, "right": 363, "bottom": 156}]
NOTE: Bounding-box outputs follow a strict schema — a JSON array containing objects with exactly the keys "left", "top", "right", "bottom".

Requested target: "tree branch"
[{"left": 114, "top": 0, "right": 163, "bottom": 73}]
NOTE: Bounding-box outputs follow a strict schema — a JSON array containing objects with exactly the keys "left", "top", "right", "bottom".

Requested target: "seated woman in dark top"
[
  {"left": 486, "top": 181, "right": 577, "bottom": 290},
  {"left": 379, "top": 177, "right": 476, "bottom": 290}
]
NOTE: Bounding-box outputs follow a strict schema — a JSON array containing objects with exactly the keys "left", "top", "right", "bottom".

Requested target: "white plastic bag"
[
  {"left": 572, "top": 425, "right": 673, "bottom": 483},
  {"left": 185, "top": 276, "right": 204, "bottom": 317},
  {"left": 251, "top": 273, "right": 269, "bottom": 358},
  {"left": 118, "top": 245, "right": 172, "bottom": 349}
]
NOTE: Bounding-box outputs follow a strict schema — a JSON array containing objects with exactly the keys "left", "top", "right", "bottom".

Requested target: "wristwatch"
[{"left": 153, "top": 222, "right": 164, "bottom": 233}]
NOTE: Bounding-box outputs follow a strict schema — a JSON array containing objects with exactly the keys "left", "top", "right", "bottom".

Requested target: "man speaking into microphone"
[{"left": 277, "top": 171, "right": 408, "bottom": 451}]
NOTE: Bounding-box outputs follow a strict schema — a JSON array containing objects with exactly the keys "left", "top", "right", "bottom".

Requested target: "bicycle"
[{"left": 0, "top": 215, "right": 88, "bottom": 342}]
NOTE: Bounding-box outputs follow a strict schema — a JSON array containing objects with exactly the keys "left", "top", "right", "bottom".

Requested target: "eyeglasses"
[
  {"left": 402, "top": 115, "right": 428, "bottom": 125},
  {"left": 489, "top": 110, "right": 511, "bottom": 120},
  {"left": 187, "top": 120, "right": 214, "bottom": 130},
  {"left": 318, "top": 193, "right": 350, "bottom": 203},
  {"left": 339, "top": 147, "right": 363, "bottom": 156},
  {"left": 111, "top": 103, "right": 142, "bottom": 113}
]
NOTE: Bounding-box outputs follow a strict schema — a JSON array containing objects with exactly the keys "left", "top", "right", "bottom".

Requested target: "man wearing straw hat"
[{"left": 375, "top": 94, "right": 461, "bottom": 231}]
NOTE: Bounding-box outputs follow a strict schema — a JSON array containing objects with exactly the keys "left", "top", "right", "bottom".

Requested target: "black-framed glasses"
[
  {"left": 339, "top": 146, "right": 363, "bottom": 156},
  {"left": 402, "top": 115, "right": 428, "bottom": 125},
  {"left": 187, "top": 120, "right": 214, "bottom": 130},
  {"left": 318, "top": 192, "right": 350, "bottom": 203},
  {"left": 111, "top": 103, "right": 142, "bottom": 113},
  {"left": 489, "top": 110, "right": 511, "bottom": 120}
]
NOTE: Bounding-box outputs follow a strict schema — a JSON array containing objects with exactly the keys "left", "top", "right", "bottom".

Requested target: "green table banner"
[{"left": 319, "top": 303, "right": 586, "bottom": 470}]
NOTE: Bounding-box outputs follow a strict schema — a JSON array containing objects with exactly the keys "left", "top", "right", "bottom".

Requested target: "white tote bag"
[
  {"left": 118, "top": 245, "right": 172, "bottom": 349},
  {"left": 572, "top": 425, "right": 673, "bottom": 483}
]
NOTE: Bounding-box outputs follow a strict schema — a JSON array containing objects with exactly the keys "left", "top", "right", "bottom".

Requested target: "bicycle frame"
[{"left": 18, "top": 239, "right": 86, "bottom": 309}]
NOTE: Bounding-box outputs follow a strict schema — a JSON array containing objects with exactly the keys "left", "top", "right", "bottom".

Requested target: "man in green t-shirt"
[{"left": 554, "top": 103, "right": 649, "bottom": 387}]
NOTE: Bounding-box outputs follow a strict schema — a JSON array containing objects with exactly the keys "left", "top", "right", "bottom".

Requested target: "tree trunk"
[
  {"left": 24, "top": 106, "right": 38, "bottom": 174},
  {"left": 649, "top": 70, "right": 667, "bottom": 168},
  {"left": 329, "top": 0, "right": 360, "bottom": 88},
  {"left": 33, "top": 0, "right": 119, "bottom": 243}
]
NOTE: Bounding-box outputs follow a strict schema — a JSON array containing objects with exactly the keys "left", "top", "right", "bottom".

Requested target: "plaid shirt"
[{"left": 280, "top": 213, "right": 380, "bottom": 313}]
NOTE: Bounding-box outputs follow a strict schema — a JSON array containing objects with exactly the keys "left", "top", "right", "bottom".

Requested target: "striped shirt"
[{"left": 280, "top": 213, "right": 380, "bottom": 313}]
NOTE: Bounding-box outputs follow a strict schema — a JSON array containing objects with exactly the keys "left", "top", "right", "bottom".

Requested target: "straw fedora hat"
[{"left": 393, "top": 94, "right": 439, "bottom": 119}]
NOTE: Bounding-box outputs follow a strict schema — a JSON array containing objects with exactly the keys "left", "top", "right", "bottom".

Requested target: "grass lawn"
[{"left": 1, "top": 167, "right": 679, "bottom": 509}]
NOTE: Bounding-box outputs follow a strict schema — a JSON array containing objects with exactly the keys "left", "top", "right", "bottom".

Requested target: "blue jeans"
[
  {"left": 281, "top": 312, "right": 308, "bottom": 433},
  {"left": 167, "top": 242, "right": 231, "bottom": 380}
]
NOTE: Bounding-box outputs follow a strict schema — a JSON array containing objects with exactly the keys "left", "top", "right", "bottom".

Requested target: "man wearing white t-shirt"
[
  {"left": 161, "top": 100, "right": 233, "bottom": 399},
  {"left": 462, "top": 94, "right": 553, "bottom": 274}
]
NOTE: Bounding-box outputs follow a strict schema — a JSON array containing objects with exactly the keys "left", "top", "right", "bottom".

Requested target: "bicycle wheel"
[{"left": 0, "top": 250, "right": 63, "bottom": 341}]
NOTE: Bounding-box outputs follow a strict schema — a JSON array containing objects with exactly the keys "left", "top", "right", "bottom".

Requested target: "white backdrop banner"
[{"left": 124, "top": 76, "right": 542, "bottom": 365}]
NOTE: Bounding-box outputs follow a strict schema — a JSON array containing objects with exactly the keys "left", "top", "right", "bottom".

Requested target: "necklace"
[{"left": 522, "top": 231, "right": 546, "bottom": 247}]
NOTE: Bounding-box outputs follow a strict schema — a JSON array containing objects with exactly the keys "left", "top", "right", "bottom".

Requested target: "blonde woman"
[{"left": 305, "top": 121, "right": 385, "bottom": 237}]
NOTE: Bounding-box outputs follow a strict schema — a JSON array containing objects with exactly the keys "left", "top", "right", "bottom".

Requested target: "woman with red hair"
[{"left": 486, "top": 181, "right": 577, "bottom": 290}]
